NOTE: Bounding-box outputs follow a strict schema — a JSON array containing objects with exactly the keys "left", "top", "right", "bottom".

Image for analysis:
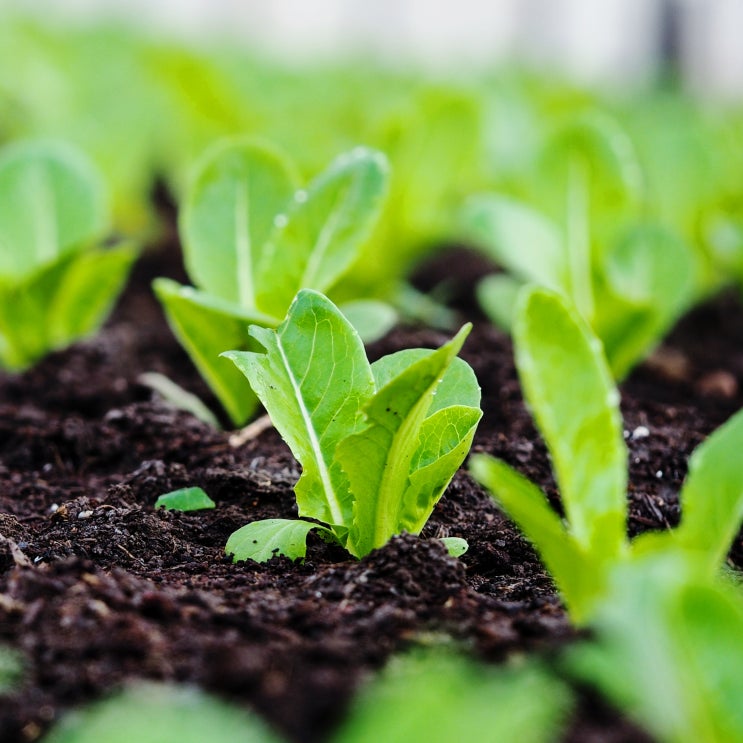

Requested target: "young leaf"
[
  {"left": 224, "top": 289, "right": 376, "bottom": 528},
  {"left": 225, "top": 518, "right": 336, "bottom": 562},
  {"left": 673, "top": 408, "right": 743, "bottom": 570},
  {"left": 255, "top": 147, "right": 389, "bottom": 318},
  {"left": 43, "top": 682, "right": 283, "bottom": 743},
  {"left": 338, "top": 299, "right": 397, "bottom": 344},
  {"left": 0, "top": 139, "right": 106, "bottom": 279},
  {"left": 155, "top": 487, "right": 215, "bottom": 512},
  {"left": 513, "top": 287, "right": 627, "bottom": 557},
  {"left": 338, "top": 325, "right": 472, "bottom": 556},
  {"left": 439, "top": 537, "right": 468, "bottom": 558},
  {"left": 153, "top": 278, "right": 270, "bottom": 425},
  {"left": 180, "top": 138, "right": 299, "bottom": 307}
]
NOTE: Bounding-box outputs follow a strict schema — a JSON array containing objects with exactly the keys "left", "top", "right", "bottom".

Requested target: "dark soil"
[{"left": 2, "top": 240, "right": 742, "bottom": 742}]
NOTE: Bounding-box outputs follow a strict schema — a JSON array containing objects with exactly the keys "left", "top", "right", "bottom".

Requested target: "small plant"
[
  {"left": 154, "top": 138, "right": 391, "bottom": 426},
  {"left": 471, "top": 286, "right": 743, "bottom": 624},
  {"left": 0, "top": 140, "right": 138, "bottom": 370},
  {"left": 155, "top": 487, "right": 215, "bottom": 512},
  {"left": 223, "top": 289, "right": 481, "bottom": 561},
  {"left": 462, "top": 112, "right": 698, "bottom": 380}
]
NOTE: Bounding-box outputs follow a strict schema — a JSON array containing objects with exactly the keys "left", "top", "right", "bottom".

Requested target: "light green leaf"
[
  {"left": 47, "top": 242, "right": 138, "bottom": 347},
  {"left": 514, "top": 287, "right": 627, "bottom": 557},
  {"left": 180, "top": 138, "right": 299, "bottom": 308},
  {"left": 155, "top": 487, "right": 215, "bottom": 512},
  {"left": 598, "top": 225, "right": 696, "bottom": 379},
  {"left": 439, "top": 537, "right": 468, "bottom": 558},
  {"left": 339, "top": 299, "right": 397, "bottom": 344},
  {"left": 673, "top": 408, "right": 743, "bottom": 570},
  {"left": 153, "top": 278, "right": 269, "bottom": 426},
  {"left": 255, "top": 147, "right": 389, "bottom": 317},
  {"left": 400, "top": 407, "right": 481, "bottom": 534},
  {"left": 461, "top": 194, "right": 566, "bottom": 289},
  {"left": 223, "top": 289, "right": 375, "bottom": 528},
  {"left": 334, "top": 652, "right": 571, "bottom": 743},
  {"left": 371, "top": 351, "right": 480, "bottom": 414},
  {"left": 0, "top": 139, "right": 107, "bottom": 280},
  {"left": 225, "top": 518, "right": 335, "bottom": 562},
  {"left": 475, "top": 273, "right": 524, "bottom": 332},
  {"left": 43, "top": 682, "right": 283, "bottom": 743},
  {"left": 339, "top": 325, "right": 471, "bottom": 557},
  {"left": 470, "top": 454, "right": 597, "bottom": 623}
]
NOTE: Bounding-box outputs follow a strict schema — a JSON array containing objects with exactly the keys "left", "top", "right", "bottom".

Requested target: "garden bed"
[{"left": 1, "top": 237, "right": 742, "bottom": 742}]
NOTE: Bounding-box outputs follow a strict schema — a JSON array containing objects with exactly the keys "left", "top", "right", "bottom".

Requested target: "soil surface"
[{"left": 2, "top": 238, "right": 743, "bottom": 743}]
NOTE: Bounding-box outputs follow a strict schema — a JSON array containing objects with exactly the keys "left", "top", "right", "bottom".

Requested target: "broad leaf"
[
  {"left": 226, "top": 518, "right": 335, "bottom": 562},
  {"left": 224, "top": 289, "right": 375, "bottom": 528},
  {"left": 255, "top": 147, "right": 389, "bottom": 317},
  {"left": 674, "top": 408, "right": 743, "bottom": 570},
  {"left": 339, "top": 299, "right": 397, "bottom": 344},
  {"left": 440, "top": 537, "right": 468, "bottom": 558},
  {"left": 47, "top": 242, "right": 138, "bottom": 348},
  {"left": 153, "top": 278, "right": 270, "bottom": 426},
  {"left": 0, "top": 139, "right": 106, "bottom": 279},
  {"left": 461, "top": 194, "right": 566, "bottom": 289},
  {"left": 180, "top": 139, "right": 299, "bottom": 307},
  {"left": 155, "top": 487, "right": 215, "bottom": 512},
  {"left": 339, "top": 325, "right": 471, "bottom": 557},
  {"left": 43, "top": 683, "right": 283, "bottom": 743},
  {"left": 514, "top": 287, "right": 627, "bottom": 556}
]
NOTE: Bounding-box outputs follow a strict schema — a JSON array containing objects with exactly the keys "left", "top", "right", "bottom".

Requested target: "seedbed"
[{"left": 2, "top": 238, "right": 742, "bottom": 742}]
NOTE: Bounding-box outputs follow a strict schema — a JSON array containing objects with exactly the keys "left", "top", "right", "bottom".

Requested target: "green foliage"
[
  {"left": 42, "top": 683, "right": 283, "bottom": 743},
  {"left": 0, "top": 646, "right": 21, "bottom": 692},
  {"left": 463, "top": 112, "right": 698, "bottom": 380},
  {"left": 155, "top": 139, "right": 390, "bottom": 425},
  {"left": 155, "top": 487, "right": 215, "bottom": 512},
  {"left": 223, "top": 289, "right": 481, "bottom": 561},
  {"left": 334, "top": 652, "right": 572, "bottom": 743},
  {"left": 0, "top": 140, "right": 137, "bottom": 370},
  {"left": 471, "top": 286, "right": 743, "bottom": 624},
  {"left": 568, "top": 552, "right": 743, "bottom": 743}
]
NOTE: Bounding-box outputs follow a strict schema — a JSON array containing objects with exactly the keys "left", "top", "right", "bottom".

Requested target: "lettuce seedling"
[
  {"left": 154, "top": 139, "right": 390, "bottom": 425},
  {"left": 462, "top": 113, "right": 698, "bottom": 380},
  {"left": 223, "top": 289, "right": 481, "bottom": 561},
  {"left": 0, "top": 140, "right": 138, "bottom": 370},
  {"left": 471, "top": 286, "right": 743, "bottom": 624}
]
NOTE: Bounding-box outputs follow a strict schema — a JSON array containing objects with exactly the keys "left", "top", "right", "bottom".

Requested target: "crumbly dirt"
[{"left": 2, "top": 241, "right": 742, "bottom": 742}]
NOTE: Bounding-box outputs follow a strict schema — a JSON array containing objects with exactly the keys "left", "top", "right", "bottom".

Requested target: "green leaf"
[
  {"left": 339, "top": 299, "right": 397, "bottom": 344},
  {"left": 334, "top": 652, "right": 572, "bottom": 743},
  {"left": 0, "top": 139, "right": 107, "bottom": 280},
  {"left": 439, "top": 537, "right": 468, "bottom": 558},
  {"left": 153, "top": 278, "right": 270, "bottom": 426},
  {"left": 673, "top": 408, "right": 743, "bottom": 570},
  {"left": 514, "top": 287, "right": 627, "bottom": 557},
  {"left": 225, "top": 518, "right": 335, "bottom": 562},
  {"left": 43, "top": 682, "right": 283, "bottom": 743},
  {"left": 461, "top": 194, "right": 566, "bottom": 289},
  {"left": 47, "top": 242, "right": 139, "bottom": 348},
  {"left": 475, "top": 273, "right": 524, "bottom": 332},
  {"left": 223, "top": 289, "right": 375, "bottom": 528},
  {"left": 180, "top": 138, "right": 299, "bottom": 308},
  {"left": 155, "top": 487, "right": 215, "bottom": 512},
  {"left": 470, "top": 454, "right": 597, "bottom": 623},
  {"left": 255, "top": 147, "right": 389, "bottom": 318},
  {"left": 338, "top": 325, "right": 472, "bottom": 557},
  {"left": 598, "top": 225, "right": 696, "bottom": 379}
]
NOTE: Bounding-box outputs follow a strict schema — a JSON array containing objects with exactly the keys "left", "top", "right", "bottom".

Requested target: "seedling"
[
  {"left": 0, "top": 140, "right": 137, "bottom": 370},
  {"left": 462, "top": 113, "right": 698, "bottom": 380},
  {"left": 155, "top": 487, "right": 215, "bottom": 512},
  {"left": 154, "top": 138, "right": 390, "bottom": 426},
  {"left": 471, "top": 286, "right": 743, "bottom": 624},
  {"left": 223, "top": 289, "right": 481, "bottom": 561}
]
